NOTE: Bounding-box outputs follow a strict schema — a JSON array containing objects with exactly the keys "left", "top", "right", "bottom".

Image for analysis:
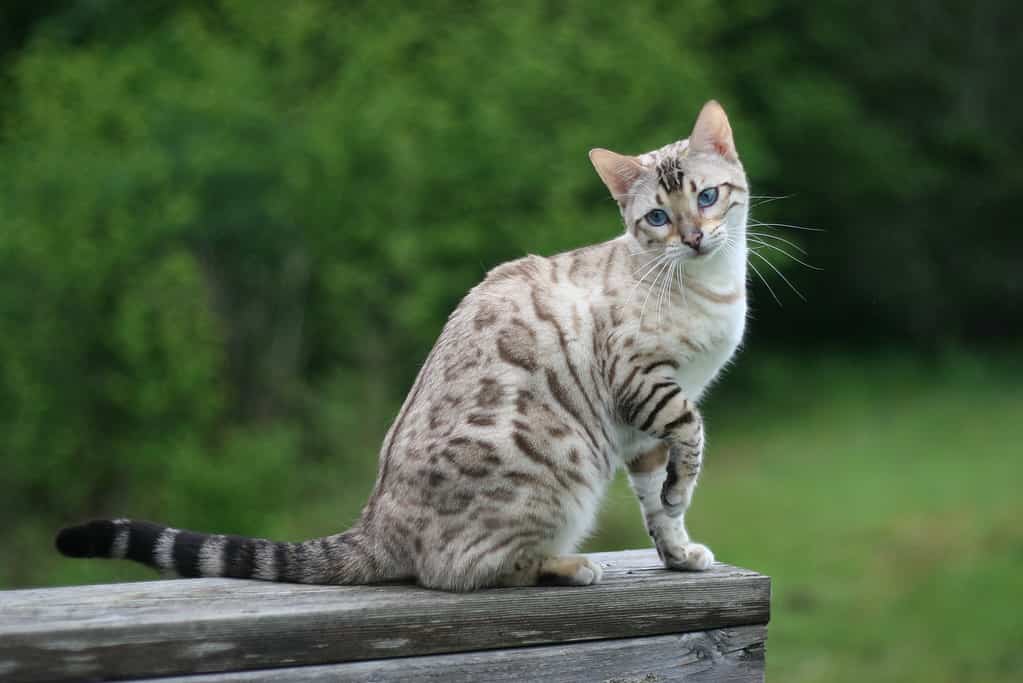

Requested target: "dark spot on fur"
[
  {"left": 497, "top": 328, "right": 538, "bottom": 372},
  {"left": 476, "top": 378, "right": 503, "bottom": 408},
  {"left": 474, "top": 306, "right": 498, "bottom": 331}
]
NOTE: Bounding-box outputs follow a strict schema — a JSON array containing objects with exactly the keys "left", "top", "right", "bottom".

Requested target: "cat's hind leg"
[{"left": 494, "top": 554, "right": 603, "bottom": 587}]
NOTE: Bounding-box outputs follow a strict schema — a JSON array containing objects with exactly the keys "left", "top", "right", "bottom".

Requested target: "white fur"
[
  {"left": 198, "top": 535, "right": 227, "bottom": 577},
  {"left": 110, "top": 519, "right": 130, "bottom": 559},
  {"left": 153, "top": 528, "right": 179, "bottom": 571}
]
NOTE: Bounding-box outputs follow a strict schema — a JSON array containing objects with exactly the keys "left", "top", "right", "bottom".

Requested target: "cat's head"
[{"left": 590, "top": 100, "right": 748, "bottom": 262}]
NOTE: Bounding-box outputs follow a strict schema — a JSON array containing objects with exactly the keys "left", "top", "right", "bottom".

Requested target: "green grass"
[{"left": 588, "top": 352, "right": 1023, "bottom": 683}]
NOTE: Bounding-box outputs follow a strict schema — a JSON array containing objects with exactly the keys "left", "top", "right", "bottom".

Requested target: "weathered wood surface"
[
  {"left": 0, "top": 549, "right": 770, "bottom": 682},
  {"left": 153, "top": 626, "right": 766, "bottom": 683}
]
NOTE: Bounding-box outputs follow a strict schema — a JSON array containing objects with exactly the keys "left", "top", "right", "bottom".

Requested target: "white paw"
[
  {"left": 540, "top": 555, "right": 604, "bottom": 586},
  {"left": 660, "top": 542, "right": 715, "bottom": 571},
  {"left": 572, "top": 556, "right": 604, "bottom": 585}
]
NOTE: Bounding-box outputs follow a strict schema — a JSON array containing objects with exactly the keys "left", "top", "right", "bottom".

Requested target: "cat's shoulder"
[{"left": 483, "top": 253, "right": 548, "bottom": 287}]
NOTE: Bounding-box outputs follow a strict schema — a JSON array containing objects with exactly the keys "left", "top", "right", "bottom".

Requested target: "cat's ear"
[
  {"left": 688, "top": 100, "right": 737, "bottom": 161},
  {"left": 589, "top": 148, "right": 645, "bottom": 202}
]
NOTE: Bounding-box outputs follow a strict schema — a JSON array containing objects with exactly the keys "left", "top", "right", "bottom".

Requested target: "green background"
[{"left": 2, "top": 2, "right": 1020, "bottom": 681}]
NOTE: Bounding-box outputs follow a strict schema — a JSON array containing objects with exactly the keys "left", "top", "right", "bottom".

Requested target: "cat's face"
[{"left": 590, "top": 101, "right": 748, "bottom": 262}]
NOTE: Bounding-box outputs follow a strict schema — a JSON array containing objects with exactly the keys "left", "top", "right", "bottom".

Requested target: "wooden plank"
[
  {"left": 0, "top": 550, "right": 770, "bottom": 683},
  {"left": 151, "top": 625, "right": 767, "bottom": 683}
]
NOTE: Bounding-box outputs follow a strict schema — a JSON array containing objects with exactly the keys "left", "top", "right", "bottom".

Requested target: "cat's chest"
[{"left": 664, "top": 297, "right": 746, "bottom": 398}]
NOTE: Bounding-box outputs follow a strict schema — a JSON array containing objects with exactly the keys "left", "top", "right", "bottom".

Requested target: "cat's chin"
[{"left": 683, "top": 246, "right": 721, "bottom": 261}]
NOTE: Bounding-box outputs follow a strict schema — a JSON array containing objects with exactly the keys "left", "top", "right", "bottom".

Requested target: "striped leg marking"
[{"left": 627, "top": 444, "right": 713, "bottom": 571}]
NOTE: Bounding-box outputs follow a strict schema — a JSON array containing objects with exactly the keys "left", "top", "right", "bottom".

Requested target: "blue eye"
[
  {"left": 697, "top": 187, "right": 719, "bottom": 208},
  {"left": 645, "top": 209, "right": 670, "bottom": 226}
]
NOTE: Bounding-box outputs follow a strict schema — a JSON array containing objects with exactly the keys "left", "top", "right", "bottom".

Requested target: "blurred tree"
[
  {"left": 0, "top": 0, "right": 1019, "bottom": 587},
  {"left": 717, "top": 0, "right": 1023, "bottom": 343}
]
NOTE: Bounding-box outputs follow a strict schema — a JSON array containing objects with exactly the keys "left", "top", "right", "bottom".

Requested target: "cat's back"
[
  {"left": 383, "top": 242, "right": 622, "bottom": 470},
  {"left": 387, "top": 252, "right": 569, "bottom": 449}
]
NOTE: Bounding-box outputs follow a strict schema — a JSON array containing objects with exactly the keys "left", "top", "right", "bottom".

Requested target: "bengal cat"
[{"left": 57, "top": 100, "right": 749, "bottom": 591}]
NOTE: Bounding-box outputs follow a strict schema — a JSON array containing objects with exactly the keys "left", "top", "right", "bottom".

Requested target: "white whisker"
[
  {"left": 749, "top": 194, "right": 794, "bottom": 208},
  {"left": 674, "top": 260, "right": 684, "bottom": 312},
  {"left": 640, "top": 258, "right": 672, "bottom": 328},
  {"left": 628, "top": 246, "right": 665, "bottom": 257},
  {"left": 748, "top": 238, "right": 822, "bottom": 271},
  {"left": 630, "top": 253, "right": 668, "bottom": 282},
  {"left": 626, "top": 254, "right": 668, "bottom": 308},
  {"left": 750, "top": 250, "right": 806, "bottom": 302},
  {"left": 746, "top": 231, "right": 807, "bottom": 255},
  {"left": 748, "top": 220, "right": 825, "bottom": 233},
  {"left": 747, "top": 258, "right": 782, "bottom": 307},
  {"left": 656, "top": 255, "right": 675, "bottom": 328}
]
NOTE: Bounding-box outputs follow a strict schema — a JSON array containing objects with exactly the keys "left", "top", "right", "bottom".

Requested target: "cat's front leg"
[
  {"left": 661, "top": 416, "right": 705, "bottom": 518},
  {"left": 626, "top": 443, "right": 714, "bottom": 571},
  {"left": 617, "top": 366, "right": 713, "bottom": 571}
]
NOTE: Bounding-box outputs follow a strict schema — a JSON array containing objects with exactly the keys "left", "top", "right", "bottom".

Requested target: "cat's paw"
[
  {"left": 539, "top": 555, "right": 604, "bottom": 586},
  {"left": 569, "top": 556, "right": 604, "bottom": 586},
  {"left": 660, "top": 542, "right": 715, "bottom": 571}
]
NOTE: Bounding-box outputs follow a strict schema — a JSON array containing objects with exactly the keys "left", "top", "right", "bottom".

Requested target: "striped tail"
[{"left": 55, "top": 519, "right": 382, "bottom": 584}]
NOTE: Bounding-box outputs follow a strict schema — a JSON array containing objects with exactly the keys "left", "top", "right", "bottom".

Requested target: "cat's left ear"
[
  {"left": 688, "top": 100, "right": 738, "bottom": 161},
  {"left": 589, "top": 148, "right": 645, "bottom": 202}
]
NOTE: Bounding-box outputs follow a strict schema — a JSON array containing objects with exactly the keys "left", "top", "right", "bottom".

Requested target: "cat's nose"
[{"left": 683, "top": 230, "right": 703, "bottom": 251}]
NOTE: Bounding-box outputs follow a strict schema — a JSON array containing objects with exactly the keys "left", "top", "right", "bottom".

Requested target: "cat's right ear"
[{"left": 589, "top": 148, "right": 645, "bottom": 203}]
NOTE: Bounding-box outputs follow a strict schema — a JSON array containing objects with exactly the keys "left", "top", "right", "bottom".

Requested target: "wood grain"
[
  {"left": 152, "top": 626, "right": 767, "bottom": 683},
  {"left": 0, "top": 549, "right": 770, "bottom": 682}
]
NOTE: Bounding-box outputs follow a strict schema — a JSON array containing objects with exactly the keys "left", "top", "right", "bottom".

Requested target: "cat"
[{"left": 56, "top": 100, "right": 749, "bottom": 591}]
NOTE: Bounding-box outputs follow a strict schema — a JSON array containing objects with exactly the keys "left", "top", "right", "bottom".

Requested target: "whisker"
[
  {"left": 747, "top": 258, "right": 782, "bottom": 307},
  {"left": 628, "top": 246, "right": 665, "bottom": 257},
  {"left": 655, "top": 257, "right": 674, "bottom": 326},
  {"left": 656, "top": 261, "right": 667, "bottom": 328},
  {"left": 748, "top": 220, "right": 825, "bottom": 233},
  {"left": 626, "top": 254, "right": 669, "bottom": 308},
  {"left": 640, "top": 258, "right": 672, "bottom": 328},
  {"left": 631, "top": 253, "right": 669, "bottom": 281},
  {"left": 747, "top": 238, "right": 822, "bottom": 271},
  {"left": 657, "top": 256, "right": 676, "bottom": 328},
  {"left": 749, "top": 194, "right": 794, "bottom": 208},
  {"left": 675, "top": 260, "right": 686, "bottom": 312},
  {"left": 750, "top": 250, "right": 806, "bottom": 302},
  {"left": 634, "top": 257, "right": 663, "bottom": 319},
  {"left": 746, "top": 231, "right": 807, "bottom": 255},
  {"left": 627, "top": 255, "right": 661, "bottom": 298}
]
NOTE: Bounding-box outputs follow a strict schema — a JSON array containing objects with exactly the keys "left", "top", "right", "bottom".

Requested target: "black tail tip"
[{"left": 55, "top": 523, "right": 100, "bottom": 558}]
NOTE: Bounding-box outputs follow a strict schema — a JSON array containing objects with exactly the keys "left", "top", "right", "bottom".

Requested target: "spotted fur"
[{"left": 56, "top": 101, "right": 749, "bottom": 591}]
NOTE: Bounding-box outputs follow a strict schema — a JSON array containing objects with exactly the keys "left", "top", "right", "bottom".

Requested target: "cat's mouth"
[
  {"left": 666, "top": 244, "right": 702, "bottom": 260},
  {"left": 666, "top": 229, "right": 725, "bottom": 260},
  {"left": 671, "top": 242, "right": 721, "bottom": 260}
]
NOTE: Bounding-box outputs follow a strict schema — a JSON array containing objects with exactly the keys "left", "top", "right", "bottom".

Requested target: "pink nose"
[{"left": 683, "top": 230, "right": 703, "bottom": 251}]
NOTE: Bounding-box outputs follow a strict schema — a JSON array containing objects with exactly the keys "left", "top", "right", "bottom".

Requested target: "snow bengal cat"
[{"left": 57, "top": 100, "right": 750, "bottom": 591}]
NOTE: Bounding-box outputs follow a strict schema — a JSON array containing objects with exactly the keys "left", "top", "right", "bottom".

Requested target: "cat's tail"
[{"left": 55, "top": 519, "right": 384, "bottom": 584}]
